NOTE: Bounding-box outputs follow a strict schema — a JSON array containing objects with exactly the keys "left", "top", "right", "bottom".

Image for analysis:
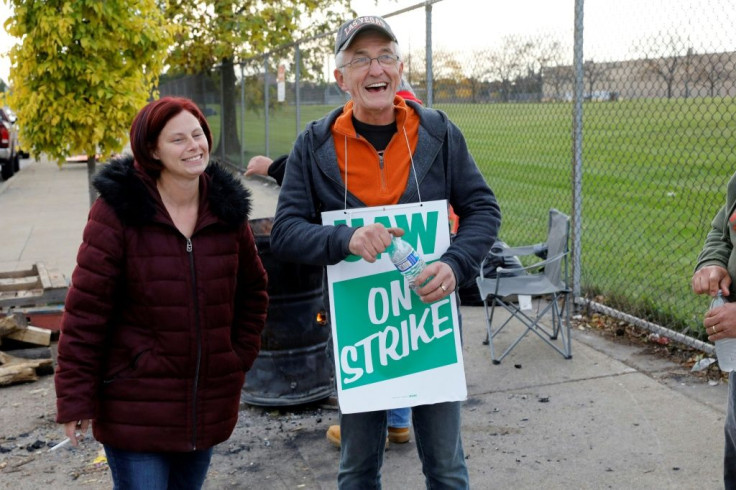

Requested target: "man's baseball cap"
[{"left": 334, "top": 16, "right": 397, "bottom": 54}]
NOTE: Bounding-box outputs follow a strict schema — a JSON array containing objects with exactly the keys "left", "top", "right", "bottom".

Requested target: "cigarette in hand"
[{"left": 48, "top": 437, "right": 71, "bottom": 452}]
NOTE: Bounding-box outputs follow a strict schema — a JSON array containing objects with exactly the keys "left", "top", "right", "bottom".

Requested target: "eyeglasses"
[{"left": 339, "top": 54, "right": 400, "bottom": 70}]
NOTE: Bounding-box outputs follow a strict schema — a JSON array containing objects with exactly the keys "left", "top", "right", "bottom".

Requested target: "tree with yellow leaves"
[
  {"left": 166, "top": 0, "right": 353, "bottom": 159},
  {"left": 5, "top": 0, "right": 174, "bottom": 205}
]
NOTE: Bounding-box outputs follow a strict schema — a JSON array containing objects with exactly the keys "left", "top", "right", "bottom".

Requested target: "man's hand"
[
  {"left": 244, "top": 155, "right": 273, "bottom": 177},
  {"left": 705, "top": 302, "right": 736, "bottom": 341},
  {"left": 414, "top": 261, "right": 457, "bottom": 304},
  {"left": 348, "top": 224, "right": 404, "bottom": 263},
  {"left": 692, "top": 265, "right": 731, "bottom": 297}
]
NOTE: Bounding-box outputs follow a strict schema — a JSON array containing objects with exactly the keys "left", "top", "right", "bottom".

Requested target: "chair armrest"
[
  {"left": 479, "top": 241, "right": 529, "bottom": 279},
  {"left": 496, "top": 251, "right": 568, "bottom": 276},
  {"left": 490, "top": 241, "right": 547, "bottom": 258},
  {"left": 493, "top": 266, "right": 527, "bottom": 277}
]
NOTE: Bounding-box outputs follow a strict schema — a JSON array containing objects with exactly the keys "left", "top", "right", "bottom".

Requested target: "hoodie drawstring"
[{"left": 342, "top": 126, "right": 421, "bottom": 211}]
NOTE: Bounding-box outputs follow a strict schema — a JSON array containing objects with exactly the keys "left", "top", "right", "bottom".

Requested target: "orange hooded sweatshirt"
[{"left": 331, "top": 96, "right": 420, "bottom": 207}]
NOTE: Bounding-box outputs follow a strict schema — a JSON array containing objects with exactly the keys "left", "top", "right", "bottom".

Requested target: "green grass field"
[
  {"left": 443, "top": 98, "right": 736, "bottom": 334},
  {"left": 209, "top": 97, "right": 736, "bottom": 335}
]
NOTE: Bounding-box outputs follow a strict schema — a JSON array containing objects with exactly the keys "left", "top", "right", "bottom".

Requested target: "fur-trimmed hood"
[
  {"left": 92, "top": 154, "right": 252, "bottom": 227},
  {"left": 57, "top": 155, "right": 268, "bottom": 453}
]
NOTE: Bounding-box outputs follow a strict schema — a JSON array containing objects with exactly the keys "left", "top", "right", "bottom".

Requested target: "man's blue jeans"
[
  {"left": 104, "top": 445, "right": 213, "bottom": 490},
  {"left": 338, "top": 401, "right": 469, "bottom": 489}
]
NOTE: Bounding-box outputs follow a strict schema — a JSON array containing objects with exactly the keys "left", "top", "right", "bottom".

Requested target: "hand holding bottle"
[
  {"left": 412, "top": 260, "right": 457, "bottom": 303},
  {"left": 706, "top": 291, "right": 736, "bottom": 371},
  {"left": 706, "top": 291, "right": 734, "bottom": 340},
  {"left": 348, "top": 224, "right": 404, "bottom": 263},
  {"left": 692, "top": 265, "right": 731, "bottom": 297},
  {"left": 387, "top": 235, "right": 456, "bottom": 303},
  {"left": 387, "top": 235, "right": 427, "bottom": 290}
]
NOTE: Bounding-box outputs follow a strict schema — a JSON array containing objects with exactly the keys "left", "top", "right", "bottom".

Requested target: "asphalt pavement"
[{"left": 0, "top": 156, "right": 729, "bottom": 489}]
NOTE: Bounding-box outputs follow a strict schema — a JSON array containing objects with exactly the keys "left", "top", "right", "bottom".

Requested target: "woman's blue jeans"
[
  {"left": 104, "top": 445, "right": 213, "bottom": 490},
  {"left": 387, "top": 407, "right": 411, "bottom": 429},
  {"left": 338, "top": 401, "right": 469, "bottom": 489}
]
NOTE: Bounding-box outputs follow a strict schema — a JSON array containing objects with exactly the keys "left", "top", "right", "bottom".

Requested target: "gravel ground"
[
  {"left": 0, "top": 370, "right": 344, "bottom": 489},
  {"left": 0, "top": 311, "right": 725, "bottom": 489}
]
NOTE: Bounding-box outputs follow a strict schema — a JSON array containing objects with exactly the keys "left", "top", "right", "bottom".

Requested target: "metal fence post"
[
  {"left": 240, "top": 63, "right": 246, "bottom": 166},
  {"left": 201, "top": 75, "right": 206, "bottom": 110},
  {"left": 264, "top": 56, "right": 270, "bottom": 158},
  {"left": 571, "top": 0, "right": 585, "bottom": 300},
  {"left": 220, "top": 66, "right": 226, "bottom": 159},
  {"left": 425, "top": 1, "right": 433, "bottom": 108},
  {"left": 295, "top": 43, "right": 302, "bottom": 137}
]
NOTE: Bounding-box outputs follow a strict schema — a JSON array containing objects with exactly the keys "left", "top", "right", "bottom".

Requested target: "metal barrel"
[{"left": 243, "top": 218, "right": 334, "bottom": 407}]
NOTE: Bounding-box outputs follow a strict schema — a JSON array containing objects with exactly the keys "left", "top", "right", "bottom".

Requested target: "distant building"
[{"left": 542, "top": 50, "right": 736, "bottom": 101}]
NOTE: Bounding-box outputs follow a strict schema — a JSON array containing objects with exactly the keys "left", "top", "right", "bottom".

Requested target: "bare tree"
[
  {"left": 584, "top": 59, "right": 612, "bottom": 98},
  {"left": 682, "top": 48, "right": 697, "bottom": 98},
  {"left": 696, "top": 51, "right": 732, "bottom": 97},
  {"left": 466, "top": 49, "right": 493, "bottom": 103},
  {"left": 522, "top": 36, "right": 565, "bottom": 100},
  {"left": 543, "top": 64, "right": 574, "bottom": 101},
  {"left": 645, "top": 56, "right": 679, "bottom": 99},
  {"left": 638, "top": 32, "right": 688, "bottom": 99},
  {"left": 489, "top": 36, "right": 532, "bottom": 102}
]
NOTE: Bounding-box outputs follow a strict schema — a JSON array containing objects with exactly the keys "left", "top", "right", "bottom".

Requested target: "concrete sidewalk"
[{"left": 0, "top": 157, "right": 728, "bottom": 489}]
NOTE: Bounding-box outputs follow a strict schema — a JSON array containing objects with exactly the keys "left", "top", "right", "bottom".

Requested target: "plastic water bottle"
[
  {"left": 386, "top": 236, "right": 426, "bottom": 292},
  {"left": 712, "top": 291, "right": 736, "bottom": 372}
]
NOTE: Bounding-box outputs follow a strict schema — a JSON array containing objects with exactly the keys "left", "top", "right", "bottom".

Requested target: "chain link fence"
[
  {"left": 575, "top": 0, "right": 736, "bottom": 345},
  {"left": 158, "top": 0, "right": 736, "bottom": 346}
]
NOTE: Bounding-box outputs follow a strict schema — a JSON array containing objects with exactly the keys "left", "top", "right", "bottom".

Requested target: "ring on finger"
[
  {"left": 440, "top": 284, "right": 447, "bottom": 292},
  {"left": 713, "top": 325, "right": 718, "bottom": 334}
]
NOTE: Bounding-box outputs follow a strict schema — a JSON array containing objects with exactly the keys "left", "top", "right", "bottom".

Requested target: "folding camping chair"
[{"left": 476, "top": 208, "right": 572, "bottom": 364}]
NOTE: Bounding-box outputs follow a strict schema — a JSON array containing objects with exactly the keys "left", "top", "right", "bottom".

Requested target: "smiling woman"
[
  {"left": 128, "top": 97, "right": 214, "bottom": 237},
  {"left": 54, "top": 96, "right": 268, "bottom": 489},
  {"left": 154, "top": 112, "right": 210, "bottom": 178},
  {"left": 153, "top": 111, "right": 210, "bottom": 237}
]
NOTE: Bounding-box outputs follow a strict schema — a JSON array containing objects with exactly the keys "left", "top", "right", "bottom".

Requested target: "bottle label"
[{"left": 395, "top": 252, "right": 420, "bottom": 273}]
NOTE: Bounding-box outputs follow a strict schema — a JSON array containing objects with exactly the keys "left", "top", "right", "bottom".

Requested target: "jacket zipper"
[
  {"left": 377, "top": 150, "right": 387, "bottom": 191},
  {"left": 187, "top": 237, "right": 202, "bottom": 450}
]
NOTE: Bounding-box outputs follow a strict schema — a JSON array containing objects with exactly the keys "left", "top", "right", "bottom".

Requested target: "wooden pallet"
[{"left": 0, "top": 263, "right": 68, "bottom": 309}]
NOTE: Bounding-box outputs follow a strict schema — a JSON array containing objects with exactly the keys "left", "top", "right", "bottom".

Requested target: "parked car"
[{"left": 0, "top": 107, "right": 19, "bottom": 180}]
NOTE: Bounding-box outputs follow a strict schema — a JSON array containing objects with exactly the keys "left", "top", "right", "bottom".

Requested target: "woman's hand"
[{"left": 63, "top": 419, "right": 92, "bottom": 447}]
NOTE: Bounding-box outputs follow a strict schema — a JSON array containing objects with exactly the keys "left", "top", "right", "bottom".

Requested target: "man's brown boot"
[
  {"left": 326, "top": 425, "right": 341, "bottom": 448},
  {"left": 326, "top": 425, "right": 391, "bottom": 449}
]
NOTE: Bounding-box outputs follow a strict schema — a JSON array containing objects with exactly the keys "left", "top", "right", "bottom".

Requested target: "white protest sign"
[{"left": 321, "top": 200, "right": 466, "bottom": 414}]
